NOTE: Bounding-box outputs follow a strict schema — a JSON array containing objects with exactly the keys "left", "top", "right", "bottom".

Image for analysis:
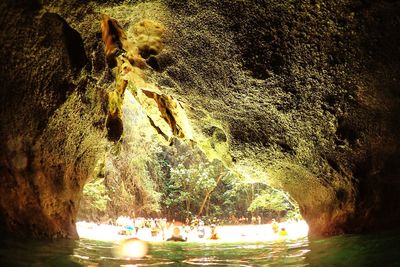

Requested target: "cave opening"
[
  {"left": 68, "top": 9, "right": 312, "bottom": 247},
  {"left": 77, "top": 89, "right": 307, "bottom": 242}
]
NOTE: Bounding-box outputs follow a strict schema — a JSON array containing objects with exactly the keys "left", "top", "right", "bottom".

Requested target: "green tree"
[
  {"left": 248, "top": 188, "right": 291, "bottom": 213},
  {"left": 78, "top": 178, "right": 110, "bottom": 221}
]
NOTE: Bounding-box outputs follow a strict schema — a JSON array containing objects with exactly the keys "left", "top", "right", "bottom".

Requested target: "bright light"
[
  {"left": 113, "top": 238, "right": 148, "bottom": 259},
  {"left": 77, "top": 220, "right": 309, "bottom": 243}
]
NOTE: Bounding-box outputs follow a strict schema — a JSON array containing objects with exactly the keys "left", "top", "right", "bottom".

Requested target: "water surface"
[{"left": 1, "top": 230, "right": 399, "bottom": 266}]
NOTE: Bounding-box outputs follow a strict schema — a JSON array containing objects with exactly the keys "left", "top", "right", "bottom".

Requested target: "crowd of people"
[
  {"left": 114, "top": 216, "right": 220, "bottom": 241},
  {"left": 76, "top": 216, "right": 308, "bottom": 262},
  {"left": 112, "top": 215, "right": 290, "bottom": 242}
]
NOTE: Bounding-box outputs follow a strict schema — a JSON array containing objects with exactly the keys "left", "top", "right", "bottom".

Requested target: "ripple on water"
[
  {"left": 1, "top": 231, "right": 400, "bottom": 266},
  {"left": 183, "top": 257, "right": 251, "bottom": 266}
]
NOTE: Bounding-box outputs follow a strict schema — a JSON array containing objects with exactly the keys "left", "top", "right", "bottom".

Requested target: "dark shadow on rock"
[
  {"left": 40, "top": 12, "right": 89, "bottom": 72},
  {"left": 106, "top": 115, "right": 123, "bottom": 142}
]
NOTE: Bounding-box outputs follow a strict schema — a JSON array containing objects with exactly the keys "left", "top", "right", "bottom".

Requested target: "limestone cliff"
[
  {"left": 0, "top": 0, "right": 399, "bottom": 238},
  {"left": 0, "top": 0, "right": 108, "bottom": 238}
]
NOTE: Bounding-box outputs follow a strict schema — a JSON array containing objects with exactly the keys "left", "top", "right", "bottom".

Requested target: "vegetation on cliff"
[{"left": 78, "top": 91, "right": 298, "bottom": 223}]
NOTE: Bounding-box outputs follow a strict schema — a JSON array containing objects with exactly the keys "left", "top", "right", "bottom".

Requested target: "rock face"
[
  {"left": 0, "top": 0, "right": 399, "bottom": 238},
  {"left": 0, "top": 0, "right": 107, "bottom": 238}
]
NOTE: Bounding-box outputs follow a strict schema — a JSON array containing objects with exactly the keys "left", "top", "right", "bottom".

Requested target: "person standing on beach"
[{"left": 271, "top": 219, "right": 279, "bottom": 234}]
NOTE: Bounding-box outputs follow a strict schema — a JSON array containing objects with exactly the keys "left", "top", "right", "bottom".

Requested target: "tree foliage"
[
  {"left": 248, "top": 189, "right": 290, "bottom": 212},
  {"left": 82, "top": 178, "right": 110, "bottom": 211},
  {"left": 158, "top": 141, "right": 228, "bottom": 219}
]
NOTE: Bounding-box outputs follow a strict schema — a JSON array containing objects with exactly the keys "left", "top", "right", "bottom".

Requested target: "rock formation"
[
  {"left": 0, "top": 0, "right": 107, "bottom": 238},
  {"left": 0, "top": 0, "right": 399, "bottom": 238}
]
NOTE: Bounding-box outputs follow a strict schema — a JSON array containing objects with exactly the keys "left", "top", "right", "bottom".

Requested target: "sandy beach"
[{"left": 77, "top": 220, "right": 309, "bottom": 243}]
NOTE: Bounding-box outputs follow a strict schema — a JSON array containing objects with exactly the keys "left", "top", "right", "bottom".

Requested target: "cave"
[{"left": 1, "top": 0, "right": 400, "bottom": 250}]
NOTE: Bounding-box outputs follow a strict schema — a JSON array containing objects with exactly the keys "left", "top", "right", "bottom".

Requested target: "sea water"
[{"left": 0, "top": 230, "right": 399, "bottom": 266}]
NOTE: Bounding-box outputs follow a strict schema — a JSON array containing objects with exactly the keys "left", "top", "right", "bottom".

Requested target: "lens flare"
[{"left": 114, "top": 238, "right": 148, "bottom": 259}]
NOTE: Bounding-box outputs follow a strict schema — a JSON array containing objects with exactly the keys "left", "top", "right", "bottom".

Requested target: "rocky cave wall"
[
  {"left": 0, "top": 0, "right": 399, "bottom": 238},
  {"left": 147, "top": 0, "right": 400, "bottom": 236},
  {"left": 0, "top": 0, "right": 109, "bottom": 238}
]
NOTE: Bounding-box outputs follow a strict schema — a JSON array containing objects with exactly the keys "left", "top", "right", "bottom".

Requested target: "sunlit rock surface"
[{"left": 0, "top": 0, "right": 399, "bottom": 238}]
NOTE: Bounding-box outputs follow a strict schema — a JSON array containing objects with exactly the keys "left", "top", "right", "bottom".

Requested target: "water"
[{"left": 0, "top": 230, "right": 399, "bottom": 267}]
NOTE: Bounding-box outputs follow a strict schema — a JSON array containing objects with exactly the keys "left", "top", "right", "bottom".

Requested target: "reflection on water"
[{"left": 0, "top": 230, "right": 399, "bottom": 266}]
